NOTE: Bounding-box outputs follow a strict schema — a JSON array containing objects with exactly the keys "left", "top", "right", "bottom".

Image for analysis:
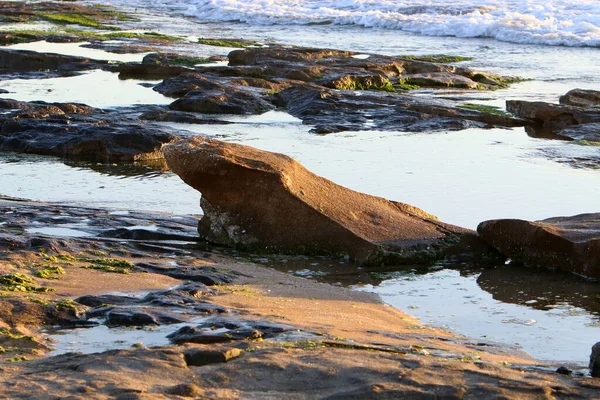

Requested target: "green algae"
[
  {"left": 572, "top": 140, "right": 600, "bottom": 147},
  {"left": 198, "top": 38, "right": 260, "bottom": 48},
  {"left": 39, "top": 12, "right": 119, "bottom": 30},
  {"left": 458, "top": 103, "right": 510, "bottom": 116},
  {"left": 395, "top": 78, "right": 421, "bottom": 91},
  {"left": 398, "top": 54, "right": 474, "bottom": 63},
  {"left": 0, "top": 329, "right": 35, "bottom": 342},
  {"left": 33, "top": 265, "right": 65, "bottom": 280},
  {"left": 81, "top": 265, "right": 130, "bottom": 274},
  {"left": 54, "top": 299, "right": 80, "bottom": 312},
  {"left": 6, "top": 356, "right": 29, "bottom": 363},
  {"left": 0, "top": 273, "right": 54, "bottom": 293}
]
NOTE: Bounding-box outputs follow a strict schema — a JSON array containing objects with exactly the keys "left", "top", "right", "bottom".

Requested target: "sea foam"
[{"left": 101, "top": 0, "right": 600, "bottom": 47}]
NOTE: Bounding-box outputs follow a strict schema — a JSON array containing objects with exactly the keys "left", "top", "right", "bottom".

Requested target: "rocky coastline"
[{"left": 1, "top": 1, "right": 600, "bottom": 398}]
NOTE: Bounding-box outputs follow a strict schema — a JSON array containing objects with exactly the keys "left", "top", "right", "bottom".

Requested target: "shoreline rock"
[
  {"left": 477, "top": 213, "right": 600, "bottom": 278},
  {"left": 164, "top": 136, "right": 470, "bottom": 264}
]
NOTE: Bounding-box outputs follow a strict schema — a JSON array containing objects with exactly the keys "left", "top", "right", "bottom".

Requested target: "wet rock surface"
[
  {"left": 560, "top": 89, "right": 600, "bottom": 108},
  {"left": 164, "top": 137, "right": 470, "bottom": 264},
  {"left": 0, "top": 100, "right": 186, "bottom": 161},
  {"left": 477, "top": 213, "right": 600, "bottom": 278},
  {"left": 0, "top": 48, "right": 108, "bottom": 75}
]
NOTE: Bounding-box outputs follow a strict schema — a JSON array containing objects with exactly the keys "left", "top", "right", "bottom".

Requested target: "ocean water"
[{"left": 99, "top": 0, "right": 600, "bottom": 47}]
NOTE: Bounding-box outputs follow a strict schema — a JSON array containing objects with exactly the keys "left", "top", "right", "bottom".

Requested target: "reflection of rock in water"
[
  {"left": 476, "top": 265, "right": 600, "bottom": 316},
  {"left": 64, "top": 158, "right": 169, "bottom": 177}
]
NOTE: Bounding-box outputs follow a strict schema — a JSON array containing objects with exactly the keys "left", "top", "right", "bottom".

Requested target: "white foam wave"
[{"left": 101, "top": 0, "right": 600, "bottom": 47}]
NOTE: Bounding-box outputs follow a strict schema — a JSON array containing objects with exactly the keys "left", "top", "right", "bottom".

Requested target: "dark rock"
[
  {"left": 110, "top": 63, "right": 189, "bottom": 80},
  {"left": 0, "top": 103, "right": 181, "bottom": 161},
  {"left": 99, "top": 227, "right": 197, "bottom": 241},
  {"left": 164, "top": 137, "right": 469, "bottom": 264},
  {"left": 591, "top": 342, "right": 600, "bottom": 378},
  {"left": 560, "top": 89, "right": 600, "bottom": 108},
  {"left": 276, "top": 85, "right": 524, "bottom": 133},
  {"left": 556, "top": 123, "right": 600, "bottom": 143},
  {"left": 169, "top": 88, "right": 275, "bottom": 115},
  {"left": 183, "top": 348, "right": 243, "bottom": 366},
  {"left": 506, "top": 100, "right": 600, "bottom": 132},
  {"left": 105, "top": 310, "right": 160, "bottom": 327},
  {"left": 0, "top": 48, "right": 106, "bottom": 73},
  {"left": 556, "top": 366, "right": 572, "bottom": 375},
  {"left": 167, "top": 317, "right": 292, "bottom": 344},
  {"left": 76, "top": 294, "right": 141, "bottom": 308},
  {"left": 136, "top": 264, "right": 235, "bottom": 286},
  {"left": 477, "top": 213, "right": 600, "bottom": 278},
  {"left": 153, "top": 72, "right": 223, "bottom": 98},
  {"left": 139, "top": 108, "right": 233, "bottom": 125},
  {"left": 104, "top": 309, "right": 185, "bottom": 327}
]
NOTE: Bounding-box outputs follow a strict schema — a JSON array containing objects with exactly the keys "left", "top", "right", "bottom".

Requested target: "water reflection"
[
  {"left": 477, "top": 265, "right": 600, "bottom": 317},
  {"left": 63, "top": 159, "right": 169, "bottom": 178}
]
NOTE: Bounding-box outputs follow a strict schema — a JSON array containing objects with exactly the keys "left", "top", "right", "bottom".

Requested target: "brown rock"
[
  {"left": 506, "top": 100, "right": 600, "bottom": 131},
  {"left": 184, "top": 348, "right": 243, "bottom": 366},
  {"left": 477, "top": 213, "right": 600, "bottom": 278},
  {"left": 560, "top": 89, "right": 600, "bottom": 108},
  {"left": 164, "top": 137, "right": 469, "bottom": 264},
  {"left": 402, "top": 72, "right": 480, "bottom": 89}
]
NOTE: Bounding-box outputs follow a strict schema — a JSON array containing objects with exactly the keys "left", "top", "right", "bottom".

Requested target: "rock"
[
  {"left": 477, "top": 213, "right": 600, "bottom": 278},
  {"left": 137, "top": 264, "right": 236, "bottom": 286},
  {"left": 183, "top": 348, "right": 243, "bottom": 366},
  {"left": 169, "top": 88, "right": 275, "bottom": 115},
  {"left": 401, "top": 72, "right": 480, "bottom": 89},
  {"left": 275, "top": 85, "right": 525, "bottom": 133},
  {"left": 153, "top": 72, "right": 224, "bottom": 98},
  {"left": 506, "top": 100, "right": 600, "bottom": 132},
  {"left": 111, "top": 63, "right": 189, "bottom": 80},
  {"left": 164, "top": 137, "right": 469, "bottom": 264},
  {"left": 560, "top": 89, "right": 600, "bottom": 108},
  {"left": 0, "top": 48, "right": 106, "bottom": 73},
  {"left": 556, "top": 123, "right": 600, "bottom": 143},
  {"left": 139, "top": 108, "right": 234, "bottom": 125},
  {"left": 0, "top": 102, "right": 180, "bottom": 161},
  {"left": 104, "top": 309, "right": 185, "bottom": 327},
  {"left": 167, "top": 317, "right": 295, "bottom": 344},
  {"left": 556, "top": 366, "right": 572, "bottom": 375},
  {"left": 591, "top": 342, "right": 600, "bottom": 377},
  {"left": 164, "top": 383, "right": 204, "bottom": 398}
]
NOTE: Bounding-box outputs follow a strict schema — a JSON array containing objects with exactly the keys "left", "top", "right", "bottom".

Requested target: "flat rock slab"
[
  {"left": 164, "top": 137, "right": 470, "bottom": 264},
  {"left": 506, "top": 100, "right": 600, "bottom": 132},
  {"left": 477, "top": 213, "right": 600, "bottom": 278},
  {"left": 0, "top": 100, "right": 183, "bottom": 161}
]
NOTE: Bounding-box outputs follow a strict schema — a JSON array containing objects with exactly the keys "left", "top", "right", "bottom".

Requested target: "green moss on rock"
[{"left": 398, "top": 54, "right": 474, "bottom": 63}]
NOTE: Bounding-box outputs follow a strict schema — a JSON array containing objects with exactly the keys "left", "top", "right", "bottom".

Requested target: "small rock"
[
  {"left": 556, "top": 366, "right": 572, "bottom": 375},
  {"left": 184, "top": 348, "right": 243, "bottom": 366},
  {"left": 590, "top": 342, "right": 600, "bottom": 377}
]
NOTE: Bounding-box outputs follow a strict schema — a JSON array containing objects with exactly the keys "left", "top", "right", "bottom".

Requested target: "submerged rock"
[
  {"left": 477, "top": 213, "right": 600, "bottom": 278},
  {"left": 164, "top": 137, "right": 469, "bottom": 264},
  {"left": 557, "top": 123, "right": 600, "bottom": 143}
]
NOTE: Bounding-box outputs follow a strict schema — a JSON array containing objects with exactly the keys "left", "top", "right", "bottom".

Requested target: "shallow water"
[
  {"left": 1, "top": 13, "right": 599, "bottom": 364},
  {"left": 358, "top": 267, "right": 600, "bottom": 364}
]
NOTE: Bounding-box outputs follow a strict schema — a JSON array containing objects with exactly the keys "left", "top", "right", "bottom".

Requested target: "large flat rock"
[
  {"left": 164, "top": 137, "right": 469, "bottom": 264},
  {"left": 477, "top": 213, "right": 600, "bottom": 278}
]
